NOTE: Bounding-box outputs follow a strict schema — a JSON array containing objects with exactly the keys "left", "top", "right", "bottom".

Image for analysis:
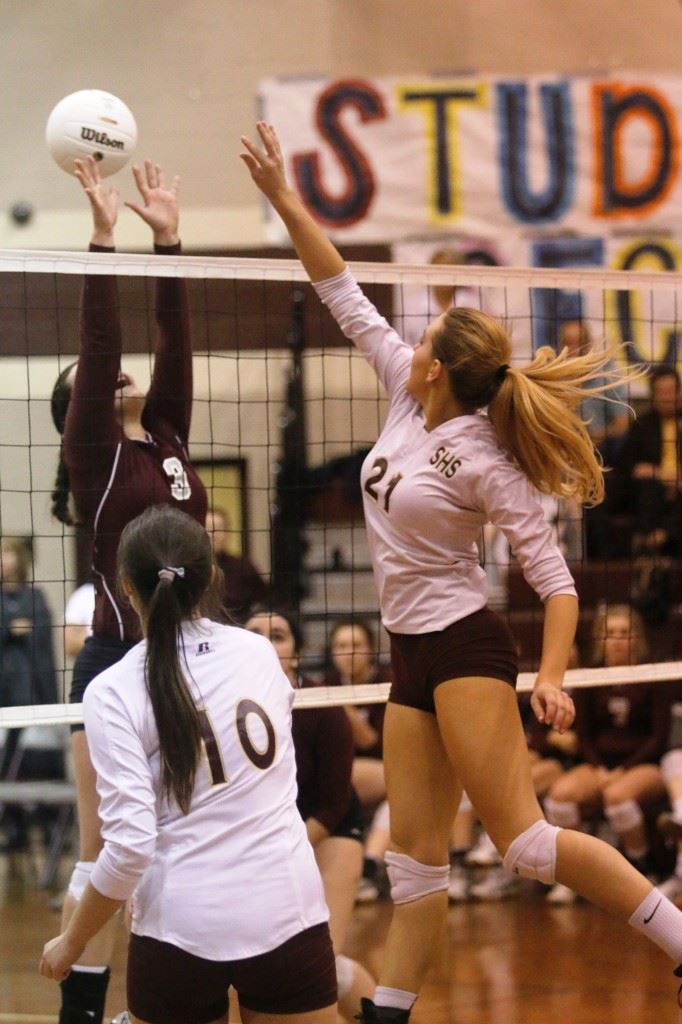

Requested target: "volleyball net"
[{"left": 0, "top": 249, "right": 681, "bottom": 734}]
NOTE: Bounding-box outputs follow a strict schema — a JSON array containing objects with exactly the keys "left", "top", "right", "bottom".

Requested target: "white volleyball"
[{"left": 46, "top": 90, "right": 137, "bottom": 177}]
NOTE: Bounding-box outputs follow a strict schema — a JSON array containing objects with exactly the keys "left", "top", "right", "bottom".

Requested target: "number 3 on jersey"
[
  {"left": 163, "top": 456, "right": 192, "bottom": 501},
  {"left": 198, "top": 701, "right": 276, "bottom": 787},
  {"left": 364, "top": 457, "right": 403, "bottom": 513}
]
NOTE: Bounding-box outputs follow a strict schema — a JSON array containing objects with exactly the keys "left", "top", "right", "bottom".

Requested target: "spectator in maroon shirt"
[
  {"left": 205, "top": 506, "right": 268, "bottom": 622},
  {"left": 544, "top": 604, "right": 669, "bottom": 903},
  {"left": 246, "top": 608, "right": 375, "bottom": 1021},
  {"left": 48, "top": 155, "right": 207, "bottom": 1024}
]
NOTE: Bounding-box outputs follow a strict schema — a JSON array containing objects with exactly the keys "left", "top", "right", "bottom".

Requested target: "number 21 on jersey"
[{"left": 364, "top": 457, "right": 403, "bottom": 513}]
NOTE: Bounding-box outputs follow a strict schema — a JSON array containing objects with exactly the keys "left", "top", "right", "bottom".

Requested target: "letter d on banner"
[{"left": 593, "top": 83, "right": 680, "bottom": 218}]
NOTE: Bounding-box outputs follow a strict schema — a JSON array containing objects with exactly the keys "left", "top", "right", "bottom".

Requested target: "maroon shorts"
[
  {"left": 388, "top": 607, "right": 518, "bottom": 714},
  {"left": 127, "top": 922, "right": 336, "bottom": 1024}
]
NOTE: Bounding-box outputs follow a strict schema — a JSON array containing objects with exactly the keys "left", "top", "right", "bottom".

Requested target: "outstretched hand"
[
  {"left": 125, "top": 160, "right": 180, "bottom": 245},
  {"left": 530, "top": 682, "right": 575, "bottom": 733},
  {"left": 240, "top": 121, "right": 289, "bottom": 202},
  {"left": 74, "top": 156, "right": 119, "bottom": 244}
]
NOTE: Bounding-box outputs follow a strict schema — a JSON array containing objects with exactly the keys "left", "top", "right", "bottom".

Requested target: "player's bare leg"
[
  {"left": 59, "top": 731, "right": 120, "bottom": 1024},
  {"left": 315, "top": 835, "right": 375, "bottom": 1020},
  {"left": 376, "top": 703, "right": 461, "bottom": 999},
  {"left": 433, "top": 677, "right": 654, "bottom": 914}
]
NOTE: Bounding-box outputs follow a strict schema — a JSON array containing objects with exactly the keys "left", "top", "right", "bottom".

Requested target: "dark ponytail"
[
  {"left": 50, "top": 362, "right": 78, "bottom": 526},
  {"left": 52, "top": 449, "right": 75, "bottom": 525},
  {"left": 118, "top": 505, "right": 218, "bottom": 813}
]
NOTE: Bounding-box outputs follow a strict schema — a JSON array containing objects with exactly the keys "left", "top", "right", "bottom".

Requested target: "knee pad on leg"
[
  {"left": 502, "top": 820, "right": 560, "bottom": 885},
  {"left": 384, "top": 852, "right": 450, "bottom": 905},
  {"left": 544, "top": 797, "right": 581, "bottom": 829},
  {"left": 604, "top": 799, "right": 643, "bottom": 834},
  {"left": 335, "top": 954, "right": 355, "bottom": 1000},
  {"left": 68, "top": 860, "right": 95, "bottom": 900},
  {"left": 661, "top": 749, "right": 682, "bottom": 784}
]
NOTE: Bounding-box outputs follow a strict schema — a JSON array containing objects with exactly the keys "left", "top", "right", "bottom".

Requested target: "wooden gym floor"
[{"left": 1, "top": 855, "right": 681, "bottom": 1024}]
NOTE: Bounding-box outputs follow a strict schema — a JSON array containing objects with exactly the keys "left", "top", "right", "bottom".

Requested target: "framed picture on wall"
[{"left": 194, "top": 457, "right": 249, "bottom": 558}]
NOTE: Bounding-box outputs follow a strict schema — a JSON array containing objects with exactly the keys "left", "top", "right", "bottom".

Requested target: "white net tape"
[
  {"left": 2, "top": 662, "right": 682, "bottom": 730},
  {"left": 1, "top": 247, "right": 682, "bottom": 290}
]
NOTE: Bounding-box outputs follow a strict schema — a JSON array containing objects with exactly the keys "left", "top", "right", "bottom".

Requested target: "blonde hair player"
[
  {"left": 39, "top": 506, "right": 337, "bottom": 1024},
  {"left": 240, "top": 121, "right": 682, "bottom": 1021}
]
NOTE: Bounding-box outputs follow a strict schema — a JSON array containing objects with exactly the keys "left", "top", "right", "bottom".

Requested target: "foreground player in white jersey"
[
  {"left": 241, "top": 122, "right": 682, "bottom": 1021},
  {"left": 39, "top": 505, "right": 337, "bottom": 1024}
]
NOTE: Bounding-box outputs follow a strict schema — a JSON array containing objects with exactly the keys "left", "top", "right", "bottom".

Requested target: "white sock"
[
  {"left": 374, "top": 986, "right": 417, "bottom": 1011},
  {"left": 71, "top": 965, "right": 109, "bottom": 973},
  {"left": 629, "top": 887, "right": 682, "bottom": 963}
]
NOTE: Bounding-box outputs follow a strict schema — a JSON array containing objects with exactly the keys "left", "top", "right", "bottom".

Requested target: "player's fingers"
[
  {"left": 170, "top": 174, "right": 181, "bottom": 195},
  {"left": 155, "top": 164, "right": 165, "bottom": 190},
  {"left": 258, "top": 121, "right": 278, "bottom": 156},
  {"left": 530, "top": 691, "right": 545, "bottom": 723},
  {"left": 131, "top": 163, "right": 148, "bottom": 196},
  {"left": 144, "top": 158, "right": 157, "bottom": 188},
  {"left": 240, "top": 136, "right": 265, "bottom": 165},
  {"left": 239, "top": 152, "right": 259, "bottom": 176}
]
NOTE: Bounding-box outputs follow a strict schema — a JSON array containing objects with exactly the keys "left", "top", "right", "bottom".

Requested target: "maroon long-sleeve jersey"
[{"left": 63, "top": 243, "right": 207, "bottom": 642}]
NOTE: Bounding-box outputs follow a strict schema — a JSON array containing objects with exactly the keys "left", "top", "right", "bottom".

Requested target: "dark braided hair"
[{"left": 50, "top": 362, "right": 78, "bottom": 525}]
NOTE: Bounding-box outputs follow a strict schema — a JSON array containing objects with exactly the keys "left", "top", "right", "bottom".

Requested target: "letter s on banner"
[{"left": 292, "top": 78, "right": 386, "bottom": 229}]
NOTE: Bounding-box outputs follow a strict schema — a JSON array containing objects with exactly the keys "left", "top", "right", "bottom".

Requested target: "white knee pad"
[
  {"left": 544, "top": 797, "right": 581, "bottom": 829},
  {"left": 335, "top": 954, "right": 355, "bottom": 1000},
  {"left": 384, "top": 851, "right": 450, "bottom": 905},
  {"left": 68, "top": 860, "right": 95, "bottom": 900},
  {"left": 502, "top": 820, "right": 560, "bottom": 885},
  {"left": 371, "top": 800, "right": 390, "bottom": 831},
  {"left": 604, "top": 799, "right": 643, "bottom": 834},
  {"left": 661, "top": 749, "right": 682, "bottom": 784}
]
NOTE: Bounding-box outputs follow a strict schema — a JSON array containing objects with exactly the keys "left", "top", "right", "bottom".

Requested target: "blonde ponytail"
[
  {"left": 432, "top": 307, "right": 641, "bottom": 506},
  {"left": 489, "top": 346, "right": 636, "bottom": 505}
]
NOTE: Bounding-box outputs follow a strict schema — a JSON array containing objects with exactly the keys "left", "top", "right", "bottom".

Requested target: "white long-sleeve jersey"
[
  {"left": 82, "top": 619, "right": 328, "bottom": 961},
  {"left": 314, "top": 269, "right": 577, "bottom": 634}
]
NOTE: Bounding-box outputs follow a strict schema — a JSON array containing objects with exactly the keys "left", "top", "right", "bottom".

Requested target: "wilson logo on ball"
[{"left": 79, "top": 128, "right": 126, "bottom": 151}]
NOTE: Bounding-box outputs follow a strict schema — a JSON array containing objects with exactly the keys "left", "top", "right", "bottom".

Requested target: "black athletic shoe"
[{"left": 355, "top": 997, "right": 411, "bottom": 1023}]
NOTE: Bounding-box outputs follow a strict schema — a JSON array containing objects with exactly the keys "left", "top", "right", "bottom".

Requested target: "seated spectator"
[
  {"left": 0, "top": 536, "right": 61, "bottom": 852},
  {"left": 205, "top": 506, "right": 269, "bottom": 622},
  {"left": 326, "top": 618, "right": 392, "bottom": 902},
  {"left": 617, "top": 366, "right": 682, "bottom": 557},
  {"left": 543, "top": 604, "right": 670, "bottom": 904},
  {"left": 245, "top": 608, "right": 375, "bottom": 1021}
]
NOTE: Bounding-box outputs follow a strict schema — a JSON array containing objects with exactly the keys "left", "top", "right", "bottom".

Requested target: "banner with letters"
[{"left": 261, "top": 74, "right": 682, "bottom": 367}]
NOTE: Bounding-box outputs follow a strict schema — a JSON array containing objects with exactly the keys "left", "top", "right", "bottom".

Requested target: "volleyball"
[{"left": 45, "top": 90, "right": 137, "bottom": 177}]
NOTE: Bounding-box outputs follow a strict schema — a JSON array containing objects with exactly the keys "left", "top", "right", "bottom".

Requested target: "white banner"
[{"left": 260, "top": 73, "right": 682, "bottom": 249}]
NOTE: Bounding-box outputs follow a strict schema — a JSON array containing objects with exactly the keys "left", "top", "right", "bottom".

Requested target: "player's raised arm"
[{"left": 240, "top": 121, "right": 344, "bottom": 282}]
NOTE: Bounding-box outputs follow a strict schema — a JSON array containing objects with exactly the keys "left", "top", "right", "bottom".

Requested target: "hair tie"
[
  {"left": 494, "top": 363, "right": 510, "bottom": 383},
  {"left": 158, "top": 566, "right": 185, "bottom": 583}
]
